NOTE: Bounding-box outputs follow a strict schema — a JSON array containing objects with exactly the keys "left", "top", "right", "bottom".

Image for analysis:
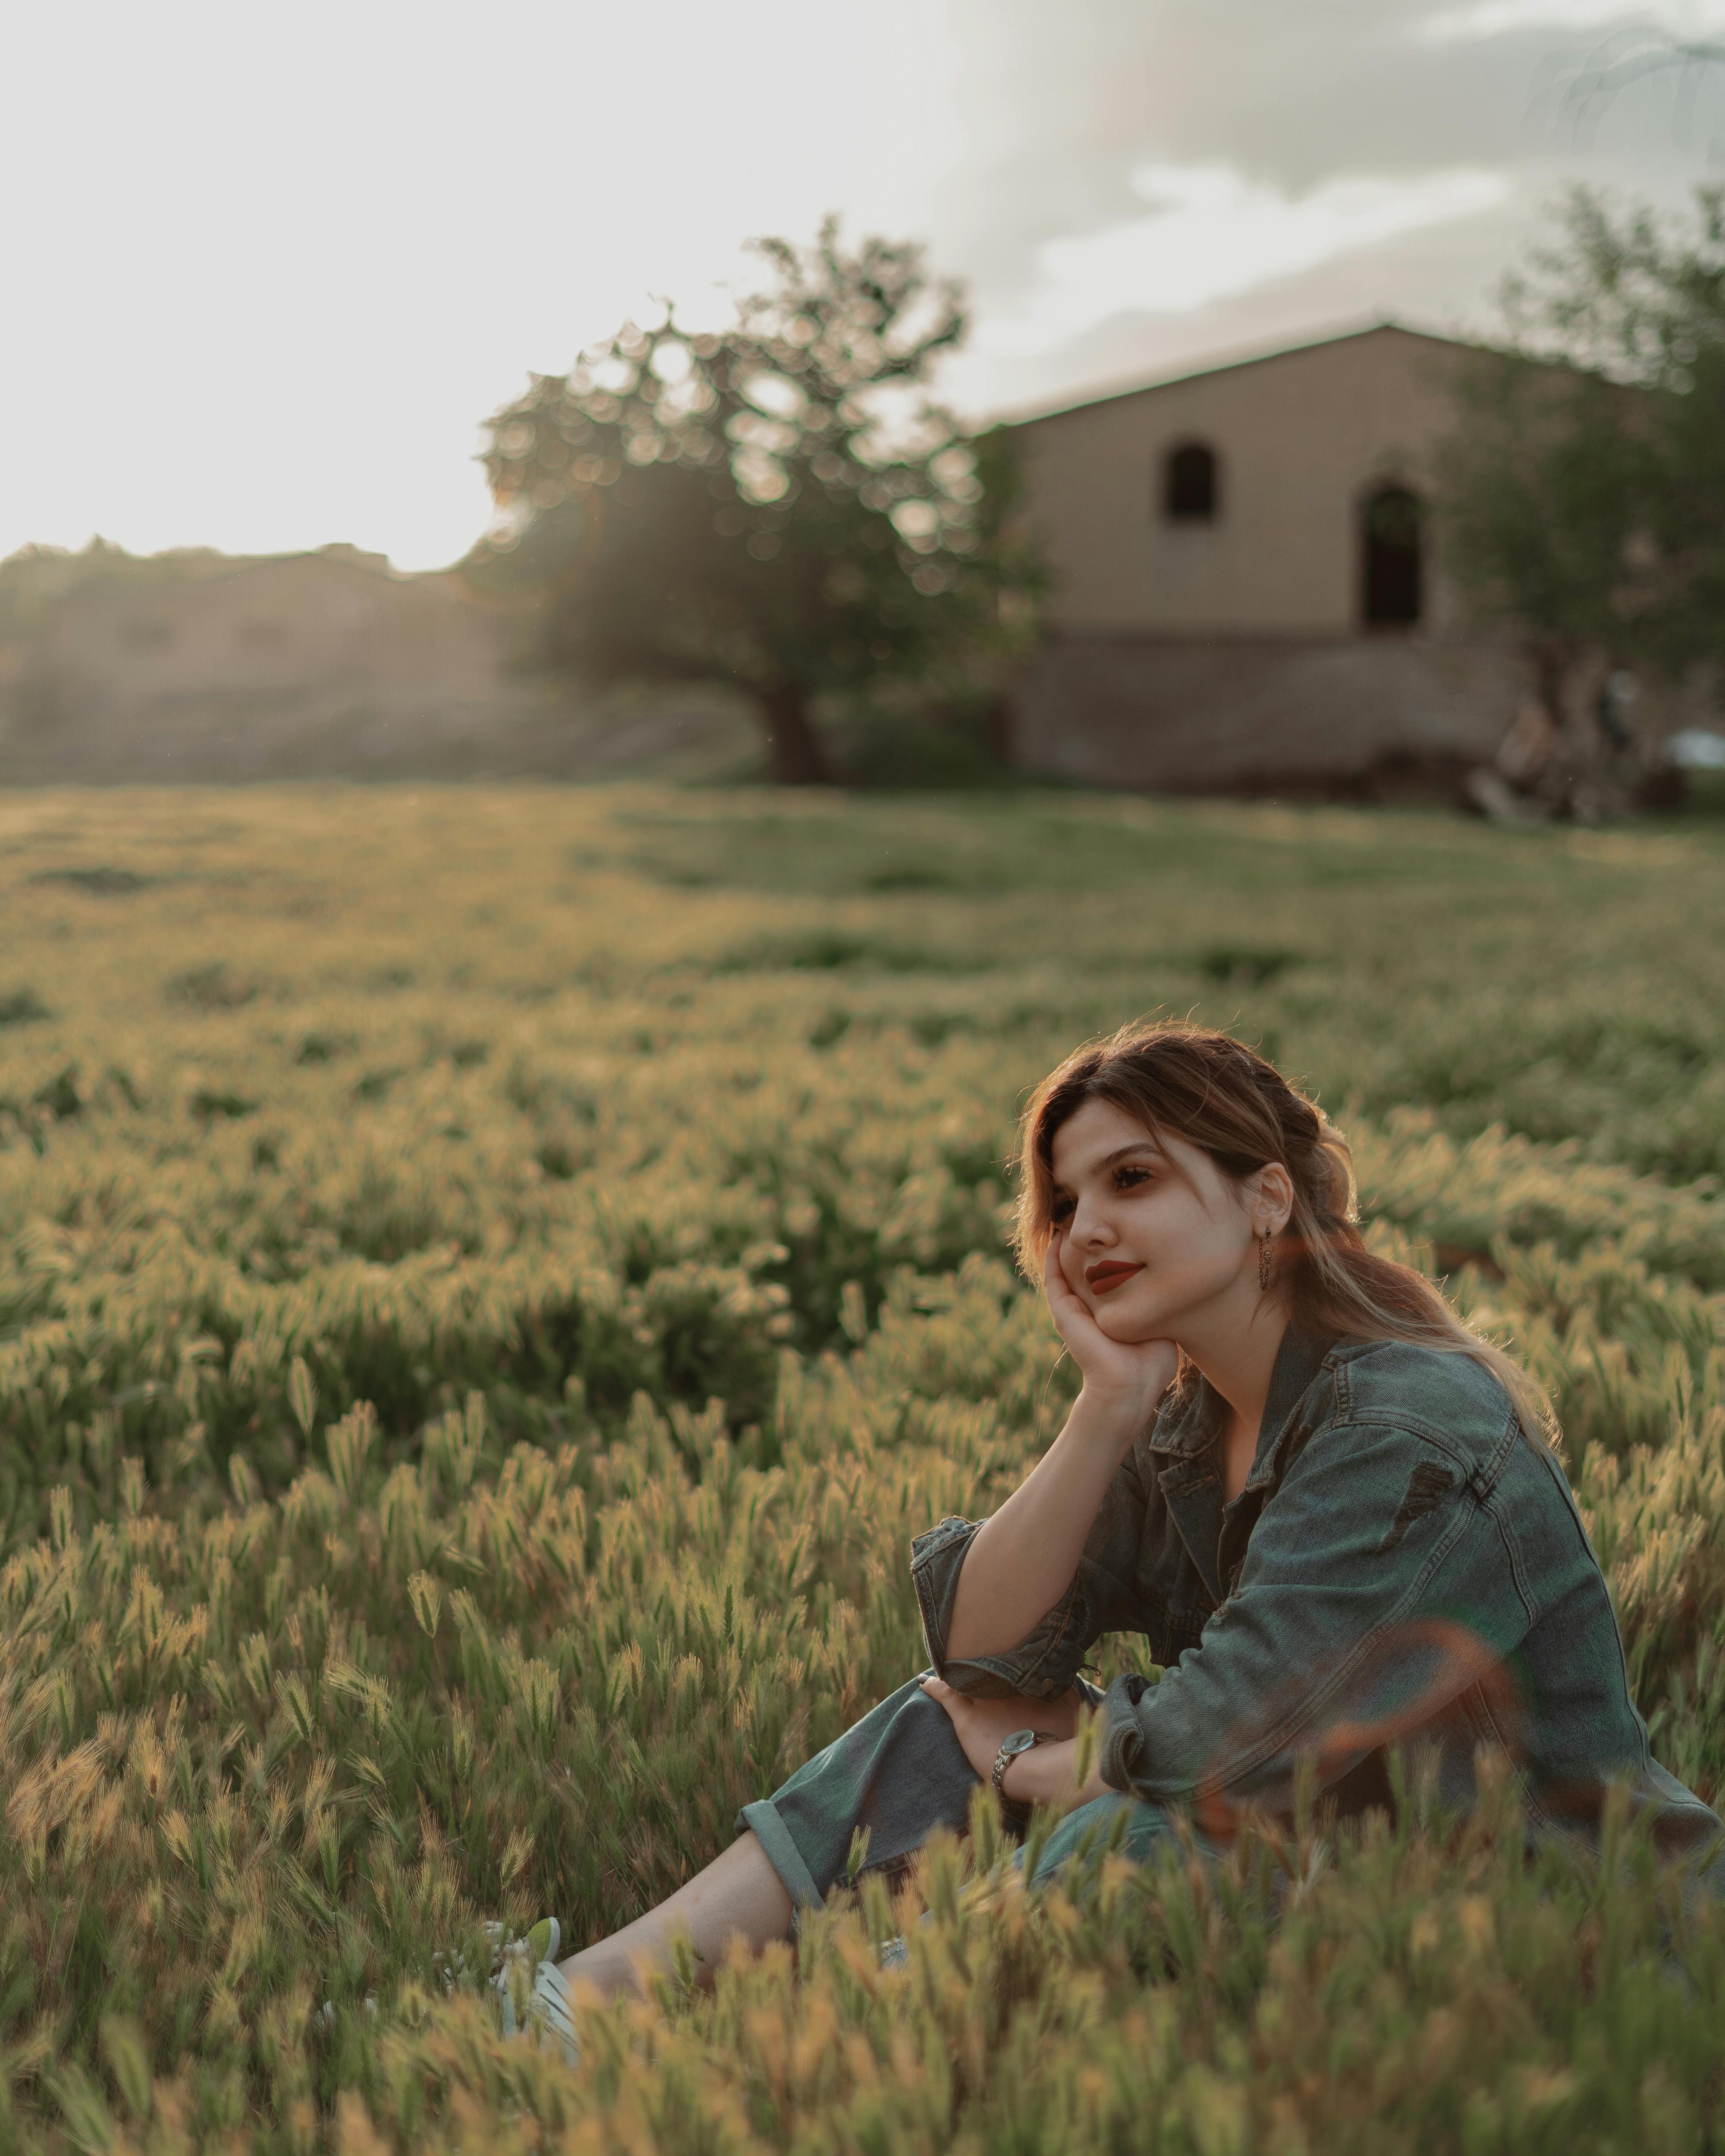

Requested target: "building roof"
[{"left": 1000, "top": 319, "right": 1496, "bottom": 432}]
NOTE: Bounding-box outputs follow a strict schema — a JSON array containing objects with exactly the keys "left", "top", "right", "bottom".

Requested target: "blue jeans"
[{"left": 738, "top": 1673, "right": 1193, "bottom": 1912}]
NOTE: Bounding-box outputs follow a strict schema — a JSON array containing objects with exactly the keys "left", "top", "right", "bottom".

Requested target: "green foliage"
[
  {"left": 1434, "top": 351, "right": 1647, "bottom": 706},
  {"left": 0, "top": 784, "right": 1722, "bottom": 2148},
  {"left": 1436, "top": 184, "right": 1725, "bottom": 702},
  {"left": 466, "top": 220, "right": 1041, "bottom": 783}
]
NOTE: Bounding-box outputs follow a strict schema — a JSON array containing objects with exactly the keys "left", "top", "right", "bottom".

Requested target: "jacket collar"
[{"left": 1145, "top": 1324, "right": 1335, "bottom": 1483}]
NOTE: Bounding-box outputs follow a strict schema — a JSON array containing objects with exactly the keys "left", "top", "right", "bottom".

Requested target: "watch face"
[{"left": 1002, "top": 1729, "right": 1038, "bottom": 1758}]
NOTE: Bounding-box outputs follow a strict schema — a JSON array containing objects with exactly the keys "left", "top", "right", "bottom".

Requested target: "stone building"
[{"left": 1004, "top": 323, "right": 1541, "bottom": 795}]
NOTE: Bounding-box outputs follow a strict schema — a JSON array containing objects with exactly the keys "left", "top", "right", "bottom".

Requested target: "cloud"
[
  {"left": 0, "top": 0, "right": 1707, "bottom": 568},
  {"left": 975, "top": 163, "right": 1512, "bottom": 358},
  {"left": 1418, "top": 0, "right": 1725, "bottom": 41}
]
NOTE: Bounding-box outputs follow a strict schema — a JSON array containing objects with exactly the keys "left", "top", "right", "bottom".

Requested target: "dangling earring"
[{"left": 1258, "top": 1228, "right": 1274, "bottom": 1291}]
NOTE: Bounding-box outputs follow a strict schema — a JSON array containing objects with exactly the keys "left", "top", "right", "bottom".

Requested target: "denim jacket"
[{"left": 913, "top": 1328, "right": 1721, "bottom": 1855}]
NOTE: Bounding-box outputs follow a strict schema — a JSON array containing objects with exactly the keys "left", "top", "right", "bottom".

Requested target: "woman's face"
[{"left": 1046, "top": 1096, "right": 1268, "bottom": 1343}]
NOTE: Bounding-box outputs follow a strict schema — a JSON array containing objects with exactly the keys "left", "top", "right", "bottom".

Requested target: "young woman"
[{"left": 500, "top": 1023, "right": 1721, "bottom": 2052}]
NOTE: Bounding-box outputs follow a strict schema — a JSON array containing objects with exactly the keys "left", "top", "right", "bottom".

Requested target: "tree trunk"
[{"left": 759, "top": 684, "right": 831, "bottom": 785}]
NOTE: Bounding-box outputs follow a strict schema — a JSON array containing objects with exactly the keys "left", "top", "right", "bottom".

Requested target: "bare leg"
[{"left": 555, "top": 1829, "right": 795, "bottom": 1999}]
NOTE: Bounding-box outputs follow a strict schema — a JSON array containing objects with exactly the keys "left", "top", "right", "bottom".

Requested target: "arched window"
[
  {"left": 1361, "top": 484, "right": 1423, "bottom": 627},
  {"left": 1162, "top": 441, "right": 1218, "bottom": 522}
]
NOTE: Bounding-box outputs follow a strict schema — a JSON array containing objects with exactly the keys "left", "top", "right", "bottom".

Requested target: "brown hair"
[{"left": 1013, "top": 1021, "right": 1554, "bottom": 1442}]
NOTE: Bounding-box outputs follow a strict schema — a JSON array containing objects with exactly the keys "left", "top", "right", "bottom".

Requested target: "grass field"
[{"left": 2, "top": 783, "right": 1724, "bottom": 2153}]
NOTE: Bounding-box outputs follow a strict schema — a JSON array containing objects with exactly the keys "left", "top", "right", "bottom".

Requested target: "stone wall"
[{"left": 1009, "top": 631, "right": 1533, "bottom": 795}]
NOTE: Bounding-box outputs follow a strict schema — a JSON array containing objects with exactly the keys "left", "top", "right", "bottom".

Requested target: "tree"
[
  {"left": 1435, "top": 186, "right": 1725, "bottom": 727},
  {"left": 464, "top": 220, "right": 1040, "bottom": 784}
]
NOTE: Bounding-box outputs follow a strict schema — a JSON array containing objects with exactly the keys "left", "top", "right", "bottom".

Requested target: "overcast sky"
[{"left": 3, "top": 0, "right": 1721, "bottom": 570}]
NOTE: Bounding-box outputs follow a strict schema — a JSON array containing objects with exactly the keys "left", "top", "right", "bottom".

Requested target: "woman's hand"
[
  {"left": 1043, "top": 1229, "right": 1179, "bottom": 1427},
  {"left": 919, "top": 1676, "right": 1079, "bottom": 1782},
  {"left": 919, "top": 1677, "right": 1107, "bottom": 1806}
]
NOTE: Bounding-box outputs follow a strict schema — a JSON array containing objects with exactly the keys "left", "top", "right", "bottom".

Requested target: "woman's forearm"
[
  {"left": 944, "top": 1388, "right": 1142, "bottom": 1663},
  {"left": 998, "top": 1733, "right": 1112, "bottom": 1808}
]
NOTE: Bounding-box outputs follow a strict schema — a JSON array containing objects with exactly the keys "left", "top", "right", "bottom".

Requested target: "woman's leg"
[
  {"left": 740, "top": 1674, "right": 991, "bottom": 1907},
  {"left": 553, "top": 1790, "right": 1194, "bottom": 2005},
  {"left": 555, "top": 1828, "right": 793, "bottom": 1999},
  {"left": 557, "top": 1673, "right": 993, "bottom": 1998},
  {"left": 1026, "top": 1789, "right": 1183, "bottom": 1882}
]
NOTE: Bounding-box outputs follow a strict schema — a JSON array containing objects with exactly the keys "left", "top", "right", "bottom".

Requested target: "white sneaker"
[{"left": 493, "top": 1918, "right": 579, "bottom": 2065}]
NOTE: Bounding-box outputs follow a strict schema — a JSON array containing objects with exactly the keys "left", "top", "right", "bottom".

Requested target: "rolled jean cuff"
[{"left": 737, "top": 1798, "right": 825, "bottom": 1914}]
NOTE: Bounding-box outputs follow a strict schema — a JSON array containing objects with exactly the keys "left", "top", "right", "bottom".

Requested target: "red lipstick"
[{"left": 1084, "top": 1260, "right": 1144, "bottom": 1297}]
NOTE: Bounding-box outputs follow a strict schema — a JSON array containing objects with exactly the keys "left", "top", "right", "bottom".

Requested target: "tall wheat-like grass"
[{"left": 0, "top": 784, "right": 1720, "bottom": 2150}]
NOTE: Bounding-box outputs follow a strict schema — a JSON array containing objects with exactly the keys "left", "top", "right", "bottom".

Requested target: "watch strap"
[{"left": 991, "top": 1728, "right": 1055, "bottom": 1799}]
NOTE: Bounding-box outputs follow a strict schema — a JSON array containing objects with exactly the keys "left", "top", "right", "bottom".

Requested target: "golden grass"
[{"left": 0, "top": 783, "right": 1721, "bottom": 2151}]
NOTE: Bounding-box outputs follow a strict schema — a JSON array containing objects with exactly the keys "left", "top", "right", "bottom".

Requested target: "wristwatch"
[{"left": 991, "top": 1727, "right": 1056, "bottom": 1801}]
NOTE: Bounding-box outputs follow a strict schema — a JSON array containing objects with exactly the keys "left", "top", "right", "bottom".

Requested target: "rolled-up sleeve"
[
  {"left": 911, "top": 1445, "right": 1153, "bottom": 1704},
  {"left": 1099, "top": 1416, "right": 1530, "bottom": 1811}
]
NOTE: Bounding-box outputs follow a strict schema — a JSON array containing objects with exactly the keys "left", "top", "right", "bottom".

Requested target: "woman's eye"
[
  {"left": 1114, "top": 1167, "right": 1151, "bottom": 1192},
  {"left": 1050, "top": 1197, "right": 1075, "bottom": 1224}
]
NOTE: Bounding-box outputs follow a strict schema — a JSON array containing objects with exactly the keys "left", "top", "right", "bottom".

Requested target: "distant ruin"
[
  {"left": 0, "top": 543, "right": 752, "bottom": 784},
  {"left": 1004, "top": 323, "right": 1693, "bottom": 798}
]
